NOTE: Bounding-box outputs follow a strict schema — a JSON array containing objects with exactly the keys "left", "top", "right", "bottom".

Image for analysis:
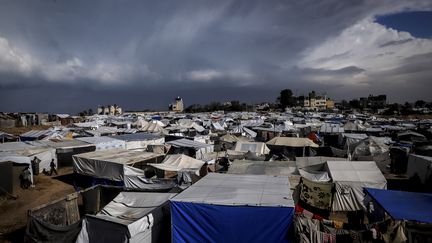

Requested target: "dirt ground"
[{"left": 0, "top": 168, "right": 75, "bottom": 243}]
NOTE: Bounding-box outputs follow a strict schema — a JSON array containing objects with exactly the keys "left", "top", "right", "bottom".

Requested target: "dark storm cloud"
[{"left": 0, "top": 0, "right": 431, "bottom": 113}]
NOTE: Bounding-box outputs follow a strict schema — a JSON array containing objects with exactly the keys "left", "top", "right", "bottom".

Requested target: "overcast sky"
[{"left": 0, "top": 0, "right": 431, "bottom": 113}]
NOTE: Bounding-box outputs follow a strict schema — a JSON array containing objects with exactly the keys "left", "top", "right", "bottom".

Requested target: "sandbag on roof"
[
  {"left": 149, "top": 154, "right": 204, "bottom": 172},
  {"left": 267, "top": 137, "right": 318, "bottom": 148}
]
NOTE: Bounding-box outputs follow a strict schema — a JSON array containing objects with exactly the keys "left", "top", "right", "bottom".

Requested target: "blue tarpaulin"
[
  {"left": 365, "top": 188, "right": 432, "bottom": 224},
  {"left": 171, "top": 202, "right": 294, "bottom": 243}
]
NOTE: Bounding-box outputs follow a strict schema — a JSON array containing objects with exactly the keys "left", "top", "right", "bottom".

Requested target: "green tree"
[
  {"left": 415, "top": 100, "right": 426, "bottom": 108},
  {"left": 277, "top": 89, "right": 293, "bottom": 109}
]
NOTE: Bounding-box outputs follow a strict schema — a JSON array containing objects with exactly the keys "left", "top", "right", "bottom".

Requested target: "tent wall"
[
  {"left": 57, "top": 146, "right": 96, "bottom": 168},
  {"left": 171, "top": 202, "right": 294, "bottom": 243},
  {"left": 0, "top": 162, "right": 13, "bottom": 195}
]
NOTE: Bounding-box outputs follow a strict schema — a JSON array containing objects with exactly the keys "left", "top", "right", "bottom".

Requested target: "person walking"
[
  {"left": 49, "top": 159, "right": 58, "bottom": 176},
  {"left": 20, "top": 167, "right": 31, "bottom": 189}
]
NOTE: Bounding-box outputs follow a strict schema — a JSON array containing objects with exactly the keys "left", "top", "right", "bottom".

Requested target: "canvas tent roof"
[
  {"left": 227, "top": 160, "right": 296, "bottom": 176},
  {"left": 295, "top": 156, "right": 347, "bottom": 169},
  {"left": 234, "top": 141, "right": 270, "bottom": 155},
  {"left": 93, "top": 192, "right": 176, "bottom": 226},
  {"left": 0, "top": 141, "right": 36, "bottom": 151},
  {"left": 76, "top": 136, "right": 126, "bottom": 151},
  {"left": 166, "top": 138, "right": 212, "bottom": 149},
  {"left": 74, "top": 149, "right": 161, "bottom": 166},
  {"left": 29, "top": 139, "right": 94, "bottom": 150},
  {"left": 365, "top": 188, "right": 432, "bottom": 224},
  {"left": 149, "top": 154, "right": 204, "bottom": 172},
  {"left": 73, "top": 149, "right": 162, "bottom": 181},
  {"left": 266, "top": 137, "right": 318, "bottom": 148},
  {"left": 112, "top": 133, "right": 163, "bottom": 141},
  {"left": 171, "top": 173, "right": 294, "bottom": 207},
  {"left": 320, "top": 123, "right": 344, "bottom": 134}
]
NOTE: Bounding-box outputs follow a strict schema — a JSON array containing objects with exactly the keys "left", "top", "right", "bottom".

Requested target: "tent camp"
[
  {"left": 365, "top": 188, "right": 432, "bottom": 224},
  {"left": 77, "top": 192, "right": 176, "bottom": 243},
  {"left": 326, "top": 161, "right": 387, "bottom": 211},
  {"left": 170, "top": 173, "right": 295, "bottom": 242},
  {"left": 73, "top": 149, "right": 164, "bottom": 188},
  {"left": 76, "top": 136, "right": 126, "bottom": 151}
]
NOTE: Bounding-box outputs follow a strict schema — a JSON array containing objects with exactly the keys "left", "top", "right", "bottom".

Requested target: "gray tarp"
[
  {"left": 76, "top": 192, "right": 176, "bottom": 243},
  {"left": 171, "top": 173, "right": 294, "bottom": 207},
  {"left": 73, "top": 149, "right": 161, "bottom": 182}
]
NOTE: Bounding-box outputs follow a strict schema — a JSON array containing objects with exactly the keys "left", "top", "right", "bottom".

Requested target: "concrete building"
[{"left": 170, "top": 97, "right": 184, "bottom": 112}]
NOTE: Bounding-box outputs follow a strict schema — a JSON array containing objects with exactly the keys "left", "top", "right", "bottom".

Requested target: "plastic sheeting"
[
  {"left": 234, "top": 141, "right": 270, "bottom": 155},
  {"left": 73, "top": 149, "right": 161, "bottom": 181},
  {"left": 171, "top": 202, "right": 294, "bottom": 243},
  {"left": 327, "top": 161, "right": 387, "bottom": 211},
  {"left": 267, "top": 137, "right": 318, "bottom": 148},
  {"left": 149, "top": 154, "right": 204, "bottom": 172},
  {"left": 172, "top": 173, "right": 294, "bottom": 207},
  {"left": 77, "top": 192, "right": 176, "bottom": 243},
  {"left": 76, "top": 137, "right": 126, "bottom": 151},
  {"left": 170, "top": 173, "right": 294, "bottom": 242},
  {"left": 365, "top": 188, "right": 432, "bottom": 224},
  {"left": 228, "top": 160, "right": 296, "bottom": 176},
  {"left": 298, "top": 169, "right": 330, "bottom": 182}
]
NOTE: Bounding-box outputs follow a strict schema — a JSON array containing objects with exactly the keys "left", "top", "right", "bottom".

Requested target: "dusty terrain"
[{"left": 0, "top": 168, "right": 75, "bottom": 243}]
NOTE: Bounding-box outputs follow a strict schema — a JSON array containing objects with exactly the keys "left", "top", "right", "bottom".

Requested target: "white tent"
[
  {"left": 227, "top": 160, "right": 296, "bottom": 176},
  {"left": 77, "top": 192, "right": 176, "bottom": 243},
  {"left": 233, "top": 141, "right": 270, "bottom": 155},
  {"left": 326, "top": 161, "right": 387, "bottom": 211},
  {"left": 110, "top": 133, "right": 164, "bottom": 150},
  {"left": 76, "top": 136, "right": 126, "bottom": 151},
  {"left": 166, "top": 138, "right": 214, "bottom": 160},
  {"left": 0, "top": 142, "right": 57, "bottom": 174},
  {"left": 149, "top": 154, "right": 204, "bottom": 172},
  {"left": 266, "top": 137, "right": 318, "bottom": 148},
  {"left": 73, "top": 149, "right": 162, "bottom": 182}
]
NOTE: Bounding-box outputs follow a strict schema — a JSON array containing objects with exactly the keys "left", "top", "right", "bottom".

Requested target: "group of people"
[{"left": 19, "top": 156, "right": 58, "bottom": 189}]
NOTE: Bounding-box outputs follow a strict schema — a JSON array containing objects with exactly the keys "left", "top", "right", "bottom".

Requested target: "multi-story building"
[{"left": 170, "top": 97, "right": 184, "bottom": 112}]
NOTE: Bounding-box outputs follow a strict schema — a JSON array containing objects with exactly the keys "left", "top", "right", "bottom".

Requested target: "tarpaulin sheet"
[
  {"left": 365, "top": 188, "right": 432, "bottom": 224},
  {"left": 26, "top": 216, "right": 82, "bottom": 243},
  {"left": 171, "top": 202, "right": 294, "bottom": 243}
]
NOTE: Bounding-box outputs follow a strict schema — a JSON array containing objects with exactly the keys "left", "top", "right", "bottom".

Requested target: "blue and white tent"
[{"left": 170, "top": 173, "right": 295, "bottom": 243}]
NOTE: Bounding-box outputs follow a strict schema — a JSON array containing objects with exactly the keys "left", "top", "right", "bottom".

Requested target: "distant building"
[
  {"left": 97, "top": 104, "right": 123, "bottom": 115},
  {"left": 299, "top": 91, "right": 333, "bottom": 110},
  {"left": 359, "top": 95, "right": 387, "bottom": 109},
  {"left": 170, "top": 97, "right": 184, "bottom": 112}
]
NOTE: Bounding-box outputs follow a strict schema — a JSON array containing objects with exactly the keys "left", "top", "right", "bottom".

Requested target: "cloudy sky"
[{"left": 0, "top": 0, "right": 431, "bottom": 113}]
